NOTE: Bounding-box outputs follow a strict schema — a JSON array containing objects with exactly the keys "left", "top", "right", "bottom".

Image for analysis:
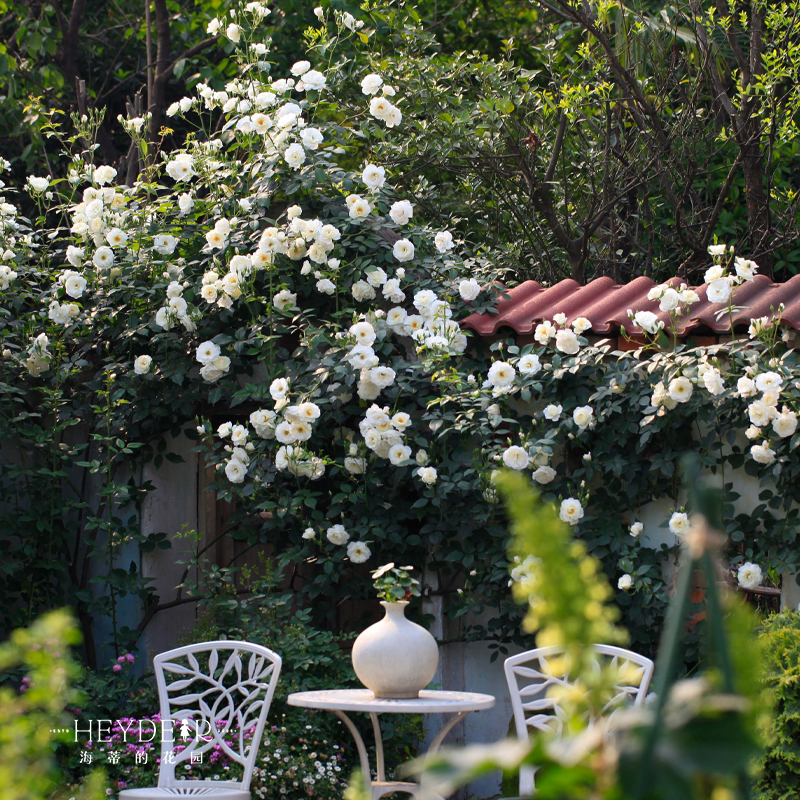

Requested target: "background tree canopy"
[{"left": 3, "top": 0, "right": 799, "bottom": 284}]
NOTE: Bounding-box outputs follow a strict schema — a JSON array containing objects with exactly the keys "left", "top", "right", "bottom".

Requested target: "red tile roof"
[{"left": 461, "top": 275, "right": 800, "bottom": 337}]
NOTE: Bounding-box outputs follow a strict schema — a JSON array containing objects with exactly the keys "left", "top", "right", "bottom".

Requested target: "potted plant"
[{"left": 351, "top": 564, "right": 439, "bottom": 699}]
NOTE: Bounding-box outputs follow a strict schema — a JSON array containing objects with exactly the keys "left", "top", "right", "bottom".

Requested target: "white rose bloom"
[
  {"left": 64, "top": 274, "right": 87, "bottom": 298},
  {"left": 347, "top": 541, "right": 371, "bottom": 563},
  {"left": 273, "top": 289, "right": 297, "bottom": 311},
  {"left": 275, "top": 421, "right": 295, "bottom": 444},
  {"left": 487, "top": 361, "right": 516, "bottom": 388},
  {"left": 352, "top": 281, "right": 376, "bottom": 302},
  {"left": 391, "top": 412, "right": 412, "bottom": 430},
  {"left": 302, "top": 70, "right": 326, "bottom": 91},
  {"left": 291, "top": 60, "right": 310, "bottom": 76},
  {"left": 302, "top": 527, "right": 315, "bottom": 540},
  {"left": 350, "top": 321, "right": 376, "bottom": 346},
  {"left": 369, "top": 366, "right": 396, "bottom": 388},
  {"left": 93, "top": 246, "right": 114, "bottom": 269},
  {"left": 618, "top": 574, "right": 634, "bottom": 590},
  {"left": 630, "top": 522, "right": 644, "bottom": 538},
  {"left": 270, "top": 377, "right": 290, "bottom": 400},
  {"left": 707, "top": 244, "right": 727, "bottom": 257},
  {"left": 632, "top": 310, "right": 663, "bottom": 335},
  {"left": 572, "top": 405, "right": 594, "bottom": 430},
  {"left": 553, "top": 312, "right": 567, "bottom": 326},
  {"left": 745, "top": 425, "right": 761, "bottom": 440},
  {"left": 66, "top": 245, "right": 84, "bottom": 267},
  {"left": 134, "top": 355, "right": 152, "bottom": 375},
  {"left": 196, "top": 341, "right": 221, "bottom": 365},
  {"left": 106, "top": 228, "right": 128, "bottom": 247},
  {"left": 668, "top": 376, "right": 693, "bottom": 403},
  {"left": 361, "top": 164, "right": 386, "bottom": 190},
  {"left": 737, "top": 561, "right": 763, "bottom": 589},
  {"left": 737, "top": 377, "right": 756, "bottom": 397},
  {"left": 559, "top": 498, "right": 584, "bottom": 525},
  {"left": 201, "top": 284, "right": 218, "bottom": 303},
  {"left": 28, "top": 176, "right": 50, "bottom": 192},
  {"left": 534, "top": 321, "right": 555, "bottom": 345},
  {"left": 772, "top": 408, "right": 797, "bottom": 438},
  {"left": 250, "top": 410, "right": 277, "bottom": 438},
  {"left": 347, "top": 345, "right": 378, "bottom": 369},
  {"left": 532, "top": 465, "right": 556, "bottom": 484},
  {"left": 572, "top": 317, "right": 592, "bottom": 333},
  {"left": 361, "top": 74, "right": 383, "bottom": 95},
  {"left": 365, "top": 267, "right": 388, "bottom": 287},
  {"left": 349, "top": 196, "right": 372, "bottom": 219},
  {"left": 659, "top": 288, "right": 680, "bottom": 312},
  {"left": 154, "top": 234, "right": 177, "bottom": 254},
  {"left": 94, "top": 165, "right": 117, "bottom": 185},
  {"left": 389, "top": 200, "right": 414, "bottom": 225},
  {"left": 459, "top": 278, "right": 481, "bottom": 302},
  {"left": 392, "top": 238, "right": 415, "bottom": 262},
  {"left": 434, "top": 231, "right": 454, "bottom": 253},
  {"left": 734, "top": 258, "right": 758, "bottom": 282},
  {"left": 703, "top": 369, "right": 725, "bottom": 396},
  {"left": 344, "top": 457, "right": 366, "bottom": 475},
  {"left": 388, "top": 444, "right": 412, "bottom": 465},
  {"left": 300, "top": 127, "right": 323, "bottom": 150},
  {"left": 668, "top": 511, "right": 690, "bottom": 536},
  {"left": 748, "top": 400, "right": 777, "bottom": 427},
  {"left": 544, "top": 404, "right": 562, "bottom": 421},
  {"left": 503, "top": 446, "right": 530, "bottom": 471},
  {"left": 357, "top": 378, "right": 380, "bottom": 401},
  {"left": 165, "top": 155, "right": 194, "bottom": 181},
  {"left": 168, "top": 296, "right": 188, "bottom": 317},
  {"left": 518, "top": 354, "right": 541, "bottom": 375},
  {"left": 706, "top": 278, "right": 732, "bottom": 304},
  {"left": 326, "top": 524, "right": 350, "bottom": 546},
  {"left": 417, "top": 466, "right": 437, "bottom": 484},
  {"left": 283, "top": 143, "right": 306, "bottom": 170},
  {"left": 555, "top": 329, "right": 580, "bottom": 355},
  {"left": 225, "top": 458, "right": 247, "bottom": 484},
  {"left": 316, "top": 278, "right": 336, "bottom": 295},
  {"left": 755, "top": 371, "right": 783, "bottom": 393}
]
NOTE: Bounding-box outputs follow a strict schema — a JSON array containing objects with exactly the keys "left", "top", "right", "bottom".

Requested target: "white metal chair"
[
  {"left": 120, "top": 641, "right": 282, "bottom": 800},
  {"left": 504, "top": 644, "right": 654, "bottom": 796}
]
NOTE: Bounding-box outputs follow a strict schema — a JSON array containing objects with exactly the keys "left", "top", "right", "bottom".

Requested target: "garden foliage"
[
  {"left": 0, "top": 2, "right": 799, "bottom": 684},
  {"left": 756, "top": 611, "right": 800, "bottom": 800}
]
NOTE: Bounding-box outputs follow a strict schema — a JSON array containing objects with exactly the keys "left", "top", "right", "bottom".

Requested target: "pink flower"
[
  {"left": 117, "top": 655, "right": 126, "bottom": 663},
  {"left": 126, "top": 653, "right": 135, "bottom": 663},
  {"left": 112, "top": 664, "right": 122, "bottom": 672}
]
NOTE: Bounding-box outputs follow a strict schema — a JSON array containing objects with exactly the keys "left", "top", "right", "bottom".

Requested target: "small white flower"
[
  {"left": 417, "top": 465, "right": 437, "bottom": 484},
  {"left": 555, "top": 329, "right": 580, "bottom": 355},
  {"left": 559, "top": 498, "right": 584, "bottom": 525},
  {"left": 755, "top": 371, "right": 783, "bottom": 393},
  {"left": 531, "top": 465, "right": 556, "bottom": 484},
  {"left": 326, "top": 524, "right": 349, "bottom": 546},
  {"left": 284, "top": 143, "right": 306, "bottom": 170},
  {"left": 435, "top": 231, "right": 454, "bottom": 253},
  {"left": 134, "top": 355, "right": 152, "bottom": 375},
  {"left": 196, "top": 341, "right": 221, "bottom": 365},
  {"left": 668, "top": 376, "right": 693, "bottom": 403},
  {"left": 572, "top": 405, "right": 593, "bottom": 430},
  {"left": 487, "top": 361, "right": 516, "bottom": 388},
  {"left": 392, "top": 238, "right": 415, "bottom": 262},
  {"left": 361, "top": 74, "right": 383, "bottom": 95},
  {"left": 737, "top": 562, "right": 763, "bottom": 590},
  {"left": 518, "top": 354, "right": 541, "bottom": 375},
  {"left": 362, "top": 164, "right": 386, "bottom": 190},
  {"left": 347, "top": 541, "right": 371, "bottom": 563},
  {"left": 750, "top": 440, "right": 776, "bottom": 465},
  {"left": 706, "top": 278, "right": 732, "bottom": 304},
  {"left": 459, "top": 278, "right": 481, "bottom": 302},
  {"left": 618, "top": 574, "right": 634, "bottom": 590},
  {"left": 302, "top": 527, "right": 315, "bottom": 540},
  {"left": 503, "top": 446, "right": 530, "bottom": 470},
  {"left": 389, "top": 200, "right": 414, "bottom": 225},
  {"left": 273, "top": 289, "right": 297, "bottom": 311},
  {"left": 225, "top": 458, "right": 247, "bottom": 483},
  {"left": 543, "top": 404, "right": 562, "bottom": 422},
  {"left": 669, "top": 511, "right": 690, "bottom": 536},
  {"left": 630, "top": 522, "right": 644, "bottom": 538}
]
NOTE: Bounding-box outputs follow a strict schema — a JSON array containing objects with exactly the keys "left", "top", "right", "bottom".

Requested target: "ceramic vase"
[{"left": 351, "top": 601, "right": 439, "bottom": 699}]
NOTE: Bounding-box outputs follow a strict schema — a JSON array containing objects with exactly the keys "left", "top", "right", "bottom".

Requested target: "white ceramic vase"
[{"left": 351, "top": 601, "right": 439, "bottom": 698}]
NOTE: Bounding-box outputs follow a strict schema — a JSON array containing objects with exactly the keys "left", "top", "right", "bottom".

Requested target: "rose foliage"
[{"left": 0, "top": 4, "right": 799, "bottom": 667}]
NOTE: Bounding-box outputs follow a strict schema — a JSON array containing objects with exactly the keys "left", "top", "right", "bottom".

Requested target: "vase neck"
[{"left": 381, "top": 600, "right": 409, "bottom": 619}]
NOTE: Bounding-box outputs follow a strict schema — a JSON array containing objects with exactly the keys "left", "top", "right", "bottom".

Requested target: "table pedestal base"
[{"left": 333, "top": 709, "right": 470, "bottom": 799}]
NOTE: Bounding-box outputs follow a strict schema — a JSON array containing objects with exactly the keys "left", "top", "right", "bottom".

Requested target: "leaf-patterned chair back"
[
  {"left": 153, "top": 642, "right": 282, "bottom": 790},
  {"left": 504, "top": 644, "right": 654, "bottom": 795}
]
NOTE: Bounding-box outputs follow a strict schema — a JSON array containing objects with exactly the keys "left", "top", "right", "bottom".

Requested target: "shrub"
[{"left": 756, "top": 611, "right": 800, "bottom": 800}]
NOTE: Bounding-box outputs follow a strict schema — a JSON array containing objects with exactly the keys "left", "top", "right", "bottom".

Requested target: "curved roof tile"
[{"left": 462, "top": 275, "right": 800, "bottom": 336}]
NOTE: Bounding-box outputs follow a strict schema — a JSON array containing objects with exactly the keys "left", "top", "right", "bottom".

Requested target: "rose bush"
[{"left": 0, "top": 2, "right": 798, "bottom": 670}]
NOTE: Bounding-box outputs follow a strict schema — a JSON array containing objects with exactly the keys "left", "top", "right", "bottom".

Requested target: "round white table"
[{"left": 287, "top": 689, "right": 496, "bottom": 799}]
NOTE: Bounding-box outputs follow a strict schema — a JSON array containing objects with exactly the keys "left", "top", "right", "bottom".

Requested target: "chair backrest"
[
  {"left": 504, "top": 644, "right": 654, "bottom": 795},
  {"left": 153, "top": 641, "right": 282, "bottom": 790}
]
